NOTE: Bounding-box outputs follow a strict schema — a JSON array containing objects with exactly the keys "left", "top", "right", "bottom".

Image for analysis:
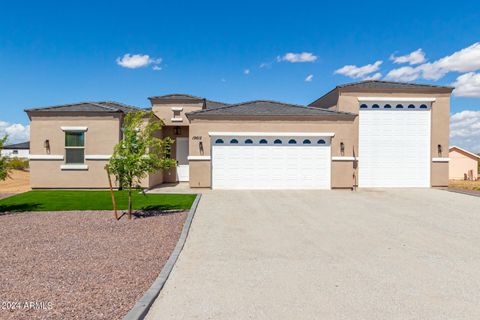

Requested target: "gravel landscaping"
[{"left": 0, "top": 210, "right": 187, "bottom": 320}]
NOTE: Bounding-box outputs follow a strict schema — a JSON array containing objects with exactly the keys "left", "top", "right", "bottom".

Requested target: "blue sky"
[{"left": 1, "top": 0, "right": 480, "bottom": 150}]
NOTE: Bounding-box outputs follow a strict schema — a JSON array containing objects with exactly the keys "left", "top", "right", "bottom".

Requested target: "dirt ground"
[
  {"left": 448, "top": 179, "right": 480, "bottom": 190},
  {"left": 0, "top": 210, "right": 187, "bottom": 320},
  {"left": 0, "top": 169, "right": 30, "bottom": 194}
]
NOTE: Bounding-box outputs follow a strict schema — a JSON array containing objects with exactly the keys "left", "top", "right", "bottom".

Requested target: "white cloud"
[
  {"left": 452, "top": 72, "right": 480, "bottom": 97},
  {"left": 364, "top": 72, "right": 382, "bottom": 80},
  {"left": 0, "top": 121, "right": 30, "bottom": 144},
  {"left": 152, "top": 65, "right": 162, "bottom": 71},
  {"left": 334, "top": 60, "right": 382, "bottom": 79},
  {"left": 116, "top": 53, "right": 162, "bottom": 69},
  {"left": 244, "top": 69, "right": 250, "bottom": 75},
  {"left": 385, "top": 66, "right": 420, "bottom": 82},
  {"left": 259, "top": 62, "right": 270, "bottom": 68},
  {"left": 279, "top": 52, "right": 318, "bottom": 63},
  {"left": 386, "top": 42, "right": 480, "bottom": 81},
  {"left": 390, "top": 49, "right": 426, "bottom": 65},
  {"left": 305, "top": 74, "right": 314, "bottom": 82},
  {"left": 450, "top": 110, "right": 480, "bottom": 153}
]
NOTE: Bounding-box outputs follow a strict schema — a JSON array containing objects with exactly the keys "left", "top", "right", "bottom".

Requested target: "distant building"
[
  {"left": 1, "top": 141, "right": 30, "bottom": 159},
  {"left": 449, "top": 146, "right": 479, "bottom": 180}
]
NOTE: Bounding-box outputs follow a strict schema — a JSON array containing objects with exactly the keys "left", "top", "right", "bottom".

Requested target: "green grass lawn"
[{"left": 0, "top": 190, "right": 196, "bottom": 213}]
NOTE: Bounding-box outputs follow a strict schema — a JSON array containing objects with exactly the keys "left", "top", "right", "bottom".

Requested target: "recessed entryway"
[{"left": 175, "top": 137, "right": 189, "bottom": 182}]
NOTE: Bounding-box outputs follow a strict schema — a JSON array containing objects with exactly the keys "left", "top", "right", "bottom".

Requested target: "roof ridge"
[
  {"left": 338, "top": 79, "right": 454, "bottom": 89},
  {"left": 449, "top": 145, "right": 480, "bottom": 159},
  {"left": 148, "top": 93, "right": 204, "bottom": 100}
]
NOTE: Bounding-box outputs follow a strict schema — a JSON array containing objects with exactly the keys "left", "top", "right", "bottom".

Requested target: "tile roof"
[
  {"left": 25, "top": 101, "right": 142, "bottom": 113},
  {"left": 2, "top": 141, "right": 29, "bottom": 149},
  {"left": 187, "top": 100, "right": 355, "bottom": 118},
  {"left": 337, "top": 80, "right": 454, "bottom": 90},
  {"left": 148, "top": 94, "right": 204, "bottom": 100},
  {"left": 148, "top": 93, "right": 230, "bottom": 109}
]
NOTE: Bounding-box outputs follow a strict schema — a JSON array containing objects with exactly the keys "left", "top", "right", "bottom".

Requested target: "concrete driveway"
[{"left": 146, "top": 189, "right": 480, "bottom": 320}]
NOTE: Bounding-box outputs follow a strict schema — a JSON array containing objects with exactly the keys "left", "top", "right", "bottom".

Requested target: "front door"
[{"left": 176, "top": 137, "right": 189, "bottom": 182}]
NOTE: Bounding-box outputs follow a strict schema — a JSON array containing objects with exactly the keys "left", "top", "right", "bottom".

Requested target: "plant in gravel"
[
  {"left": 0, "top": 136, "right": 11, "bottom": 181},
  {"left": 8, "top": 157, "right": 29, "bottom": 171},
  {"left": 107, "top": 111, "right": 176, "bottom": 219}
]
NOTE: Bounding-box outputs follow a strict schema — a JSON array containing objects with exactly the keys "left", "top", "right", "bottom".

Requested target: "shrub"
[{"left": 8, "top": 157, "right": 29, "bottom": 171}]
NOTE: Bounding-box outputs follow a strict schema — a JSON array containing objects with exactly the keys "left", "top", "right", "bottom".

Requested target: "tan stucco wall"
[
  {"left": 449, "top": 149, "right": 479, "bottom": 180},
  {"left": 29, "top": 113, "right": 122, "bottom": 188},
  {"left": 151, "top": 102, "right": 203, "bottom": 126},
  {"left": 338, "top": 91, "right": 451, "bottom": 187},
  {"left": 188, "top": 117, "right": 357, "bottom": 188}
]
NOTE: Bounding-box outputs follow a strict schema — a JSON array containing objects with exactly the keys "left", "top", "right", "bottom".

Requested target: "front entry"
[{"left": 175, "top": 137, "right": 189, "bottom": 182}]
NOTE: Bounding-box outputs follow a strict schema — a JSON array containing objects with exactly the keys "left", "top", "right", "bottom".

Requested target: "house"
[
  {"left": 449, "top": 146, "right": 479, "bottom": 180},
  {"left": 1, "top": 141, "right": 30, "bottom": 159},
  {"left": 25, "top": 80, "right": 453, "bottom": 190}
]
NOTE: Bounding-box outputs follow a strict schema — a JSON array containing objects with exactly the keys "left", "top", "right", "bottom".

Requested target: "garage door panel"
[
  {"left": 212, "top": 137, "right": 331, "bottom": 189},
  {"left": 359, "top": 109, "right": 430, "bottom": 188}
]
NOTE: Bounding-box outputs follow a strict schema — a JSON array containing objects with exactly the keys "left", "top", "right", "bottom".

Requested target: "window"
[
  {"left": 396, "top": 104, "right": 404, "bottom": 109},
  {"left": 372, "top": 104, "right": 380, "bottom": 109},
  {"left": 360, "top": 104, "right": 368, "bottom": 109},
  {"left": 288, "top": 139, "right": 297, "bottom": 144},
  {"left": 12, "top": 150, "right": 18, "bottom": 155},
  {"left": 317, "top": 139, "right": 326, "bottom": 144},
  {"left": 384, "top": 104, "right": 392, "bottom": 109},
  {"left": 245, "top": 139, "right": 253, "bottom": 144},
  {"left": 408, "top": 104, "right": 415, "bottom": 109},
  {"left": 215, "top": 138, "right": 224, "bottom": 144},
  {"left": 65, "top": 131, "right": 85, "bottom": 164},
  {"left": 303, "top": 139, "right": 311, "bottom": 144},
  {"left": 230, "top": 139, "right": 239, "bottom": 144},
  {"left": 274, "top": 139, "right": 282, "bottom": 144},
  {"left": 419, "top": 104, "right": 428, "bottom": 109},
  {"left": 259, "top": 139, "right": 268, "bottom": 144}
]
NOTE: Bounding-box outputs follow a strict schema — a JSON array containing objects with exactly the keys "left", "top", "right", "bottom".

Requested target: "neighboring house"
[
  {"left": 1, "top": 141, "right": 30, "bottom": 159},
  {"left": 449, "top": 146, "right": 479, "bottom": 180},
  {"left": 25, "top": 80, "right": 453, "bottom": 190}
]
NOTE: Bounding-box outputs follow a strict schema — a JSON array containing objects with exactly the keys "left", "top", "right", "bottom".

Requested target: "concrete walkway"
[{"left": 146, "top": 189, "right": 480, "bottom": 320}]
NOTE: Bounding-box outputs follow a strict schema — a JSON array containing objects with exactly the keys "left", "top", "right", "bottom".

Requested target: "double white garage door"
[{"left": 212, "top": 135, "right": 331, "bottom": 189}]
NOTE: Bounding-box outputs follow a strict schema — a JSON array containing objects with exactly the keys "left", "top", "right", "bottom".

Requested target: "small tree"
[
  {"left": 0, "top": 135, "right": 10, "bottom": 181},
  {"left": 107, "top": 111, "right": 176, "bottom": 219}
]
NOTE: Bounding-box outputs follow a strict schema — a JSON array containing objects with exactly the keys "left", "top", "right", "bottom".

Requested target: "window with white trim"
[{"left": 65, "top": 131, "right": 85, "bottom": 164}]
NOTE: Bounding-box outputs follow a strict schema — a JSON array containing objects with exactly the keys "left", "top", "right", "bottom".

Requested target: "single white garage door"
[
  {"left": 359, "top": 102, "right": 431, "bottom": 187},
  {"left": 211, "top": 135, "right": 331, "bottom": 189}
]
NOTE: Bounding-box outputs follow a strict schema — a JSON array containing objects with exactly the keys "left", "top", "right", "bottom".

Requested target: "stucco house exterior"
[
  {"left": 448, "top": 146, "right": 479, "bottom": 180},
  {"left": 26, "top": 80, "right": 453, "bottom": 190},
  {"left": 1, "top": 141, "right": 30, "bottom": 159}
]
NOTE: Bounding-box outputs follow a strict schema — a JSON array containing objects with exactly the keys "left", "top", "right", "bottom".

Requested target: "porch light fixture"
[
  {"left": 44, "top": 139, "right": 50, "bottom": 153},
  {"left": 174, "top": 126, "right": 182, "bottom": 136},
  {"left": 437, "top": 144, "right": 442, "bottom": 157},
  {"left": 199, "top": 141, "right": 204, "bottom": 155},
  {"left": 340, "top": 142, "right": 345, "bottom": 156}
]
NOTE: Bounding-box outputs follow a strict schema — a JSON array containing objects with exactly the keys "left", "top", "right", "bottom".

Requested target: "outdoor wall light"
[
  {"left": 199, "top": 141, "right": 204, "bottom": 155},
  {"left": 44, "top": 139, "right": 50, "bottom": 153},
  {"left": 174, "top": 126, "right": 182, "bottom": 135},
  {"left": 340, "top": 142, "right": 345, "bottom": 156},
  {"left": 438, "top": 144, "right": 442, "bottom": 157}
]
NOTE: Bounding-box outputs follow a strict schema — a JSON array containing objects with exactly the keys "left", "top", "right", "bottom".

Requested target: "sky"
[{"left": 0, "top": 0, "right": 479, "bottom": 151}]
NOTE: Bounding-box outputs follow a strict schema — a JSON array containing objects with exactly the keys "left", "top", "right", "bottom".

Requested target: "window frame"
[{"left": 65, "top": 131, "right": 85, "bottom": 164}]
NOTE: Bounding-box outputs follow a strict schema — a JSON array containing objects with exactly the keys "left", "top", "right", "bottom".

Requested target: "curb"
[
  {"left": 445, "top": 187, "right": 480, "bottom": 198},
  {"left": 123, "top": 193, "right": 202, "bottom": 320}
]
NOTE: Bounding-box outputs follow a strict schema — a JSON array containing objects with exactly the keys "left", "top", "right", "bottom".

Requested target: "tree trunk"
[{"left": 128, "top": 187, "right": 132, "bottom": 220}]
